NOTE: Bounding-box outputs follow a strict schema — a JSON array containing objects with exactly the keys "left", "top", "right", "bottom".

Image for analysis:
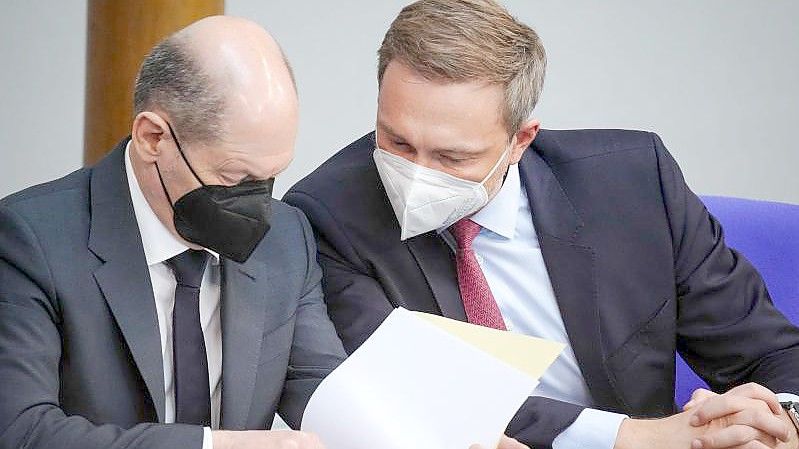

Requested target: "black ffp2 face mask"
[{"left": 156, "top": 123, "right": 275, "bottom": 263}]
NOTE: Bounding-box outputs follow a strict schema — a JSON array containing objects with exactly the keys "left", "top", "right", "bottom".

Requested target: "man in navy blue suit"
[{"left": 286, "top": 1, "right": 799, "bottom": 448}]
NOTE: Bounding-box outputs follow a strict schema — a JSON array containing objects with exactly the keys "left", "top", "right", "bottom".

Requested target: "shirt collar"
[
  {"left": 469, "top": 163, "right": 521, "bottom": 239},
  {"left": 125, "top": 141, "right": 219, "bottom": 266}
]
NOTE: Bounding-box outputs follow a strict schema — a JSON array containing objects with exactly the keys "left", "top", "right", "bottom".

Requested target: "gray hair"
[
  {"left": 133, "top": 35, "right": 226, "bottom": 144},
  {"left": 378, "top": 0, "right": 546, "bottom": 135}
]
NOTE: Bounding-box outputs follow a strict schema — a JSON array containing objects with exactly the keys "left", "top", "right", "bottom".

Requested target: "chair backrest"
[{"left": 675, "top": 196, "right": 799, "bottom": 406}]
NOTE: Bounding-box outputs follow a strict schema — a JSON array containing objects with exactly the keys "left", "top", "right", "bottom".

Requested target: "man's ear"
[
  {"left": 509, "top": 118, "right": 540, "bottom": 165},
  {"left": 131, "top": 111, "right": 171, "bottom": 163}
]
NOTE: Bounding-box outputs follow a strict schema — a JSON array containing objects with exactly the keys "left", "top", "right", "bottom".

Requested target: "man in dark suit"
[
  {"left": 0, "top": 17, "right": 345, "bottom": 449},
  {"left": 285, "top": 1, "right": 799, "bottom": 449}
]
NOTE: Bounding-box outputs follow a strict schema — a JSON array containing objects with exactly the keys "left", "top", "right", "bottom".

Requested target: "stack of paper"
[{"left": 301, "top": 308, "right": 564, "bottom": 449}]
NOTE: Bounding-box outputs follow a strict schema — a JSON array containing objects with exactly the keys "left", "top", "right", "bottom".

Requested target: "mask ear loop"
[
  {"left": 155, "top": 163, "right": 175, "bottom": 206},
  {"left": 479, "top": 145, "right": 512, "bottom": 188},
  {"left": 165, "top": 121, "right": 207, "bottom": 187}
]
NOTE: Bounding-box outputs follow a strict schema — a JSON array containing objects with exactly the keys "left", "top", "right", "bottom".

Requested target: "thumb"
[{"left": 684, "top": 388, "right": 717, "bottom": 411}]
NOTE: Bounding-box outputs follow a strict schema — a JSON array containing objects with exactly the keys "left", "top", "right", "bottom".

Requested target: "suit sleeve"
[
  {"left": 284, "top": 190, "right": 584, "bottom": 448},
  {"left": 0, "top": 205, "right": 202, "bottom": 449},
  {"left": 283, "top": 190, "right": 395, "bottom": 354},
  {"left": 277, "top": 208, "right": 347, "bottom": 429},
  {"left": 654, "top": 133, "right": 799, "bottom": 393}
]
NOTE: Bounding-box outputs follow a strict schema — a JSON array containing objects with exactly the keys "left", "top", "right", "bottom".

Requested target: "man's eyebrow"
[
  {"left": 435, "top": 144, "right": 489, "bottom": 155},
  {"left": 377, "top": 121, "right": 405, "bottom": 140},
  {"left": 377, "top": 120, "right": 490, "bottom": 155},
  {"left": 436, "top": 147, "right": 486, "bottom": 156}
]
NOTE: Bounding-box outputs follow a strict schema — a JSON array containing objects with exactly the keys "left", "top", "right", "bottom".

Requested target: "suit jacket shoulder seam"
[
  {"left": 0, "top": 204, "right": 59, "bottom": 317},
  {"left": 547, "top": 144, "right": 653, "bottom": 167}
]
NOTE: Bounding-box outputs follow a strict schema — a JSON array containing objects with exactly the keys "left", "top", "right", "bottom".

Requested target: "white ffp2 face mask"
[{"left": 373, "top": 146, "right": 510, "bottom": 240}]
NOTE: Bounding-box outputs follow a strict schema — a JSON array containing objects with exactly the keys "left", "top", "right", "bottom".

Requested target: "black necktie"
[{"left": 166, "top": 249, "right": 211, "bottom": 426}]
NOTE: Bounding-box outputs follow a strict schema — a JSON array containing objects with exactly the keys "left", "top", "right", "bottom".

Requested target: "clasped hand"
[
  {"left": 684, "top": 383, "right": 796, "bottom": 449},
  {"left": 616, "top": 383, "right": 798, "bottom": 449}
]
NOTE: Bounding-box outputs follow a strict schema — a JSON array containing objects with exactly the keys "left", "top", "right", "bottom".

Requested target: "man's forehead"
[{"left": 204, "top": 131, "right": 293, "bottom": 180}]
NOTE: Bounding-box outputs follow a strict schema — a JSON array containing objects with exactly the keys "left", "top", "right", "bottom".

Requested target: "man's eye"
[{"left": 440, "top": 154, "right": 464, "bottom": 163}]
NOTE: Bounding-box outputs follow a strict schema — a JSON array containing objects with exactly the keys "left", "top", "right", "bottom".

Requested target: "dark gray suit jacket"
[
  {"left": 0, "top": 139, "right": 346, "bottom": 449},
  {"left": 285, "top": 129, "right": 799, "bottom": 449}
]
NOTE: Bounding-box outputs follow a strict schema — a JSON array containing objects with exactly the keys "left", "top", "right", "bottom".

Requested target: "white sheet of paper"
[{"left": 300, "top": 308, "right": 564, "bottom": 449}]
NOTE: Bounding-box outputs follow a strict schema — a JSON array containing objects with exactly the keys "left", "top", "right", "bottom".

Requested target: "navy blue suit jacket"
[{"left": 285, "top": 129, "right": 799, "bottom": 448}]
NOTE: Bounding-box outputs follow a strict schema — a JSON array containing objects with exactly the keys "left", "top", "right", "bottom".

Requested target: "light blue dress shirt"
[
  {"left": 439, "top": 163, "right": 799, "bottom": 448},
  {"left": 440, "top": 164, "right": 626, "bottom": 449}
]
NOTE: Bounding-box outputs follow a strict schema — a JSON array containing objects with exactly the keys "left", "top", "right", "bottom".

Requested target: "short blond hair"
[{"left": 378, "top": 0, "right": 546, "bottom": 135}]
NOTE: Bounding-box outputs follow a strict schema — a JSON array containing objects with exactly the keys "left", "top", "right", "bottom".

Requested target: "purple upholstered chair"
[{"left": 674, "top": 196, "right": 799, "bottom": 407}]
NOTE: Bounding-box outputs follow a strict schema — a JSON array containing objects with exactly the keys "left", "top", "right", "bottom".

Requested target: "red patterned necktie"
[{"left": 449, "top": 218, "right": 507, "bottom": 330}]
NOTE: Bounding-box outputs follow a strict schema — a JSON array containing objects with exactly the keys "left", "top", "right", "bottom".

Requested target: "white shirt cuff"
[
  {"left": 202, "top": 427, "right": 213, "bottom": 449},
  {"left": 550, "top": 393, "right": 797, "bottom": 449},
  {"left": 552, "top": 407, "right": 628, "bottom": 449},
  {"left": 777, "top": 392, "right": 799, "bottom": 403}
]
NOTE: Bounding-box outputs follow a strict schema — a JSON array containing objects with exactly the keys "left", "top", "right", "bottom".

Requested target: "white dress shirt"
[
  {"left": 125, "top": 143, "right": 220, "bottom": 449},
  {"left": 440, "top": 164, "right": 627, "bottom": 449}
]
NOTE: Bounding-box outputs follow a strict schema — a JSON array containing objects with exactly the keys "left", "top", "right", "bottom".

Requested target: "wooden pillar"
[{"left": 84, "top": 0, "right": 224, "bottom": 165}]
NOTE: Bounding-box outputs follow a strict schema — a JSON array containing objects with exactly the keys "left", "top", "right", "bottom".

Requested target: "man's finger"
[
  {"left": 692, "top": 424, "right": 777, "bottom": 449},
  {"left": 692, "top": 395, "right": 775, "bottom": 426},
  {"left": 729, "top": 407, "right": 791, "bottom": 442},
  {"left": 692, "top": 388, "right": 716, "bottom": 401},
  {"left": 496, "top": 435, "right": 529, "bottom": 449},
  {"left": 692, "top": 395, "right": 756, "bottom": 425},
  {"left": 727, "top": 383, "right": 783, "bottom": 416},
  {"left": 686, "top": 388, "right": 719, "bottom": 411},
  {"left": 306, "top": 432, "right": 327, "bottom": 449}
]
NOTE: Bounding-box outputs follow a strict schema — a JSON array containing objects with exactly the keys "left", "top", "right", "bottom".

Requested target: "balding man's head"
[
  {"left": 128, "top": 16, "right": 300, "bottom": 251},
  {"left": 133, "top": 15, "right": 296, "bottom": 145}
]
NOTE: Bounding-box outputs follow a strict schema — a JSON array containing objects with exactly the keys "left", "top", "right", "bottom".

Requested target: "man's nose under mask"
[{"left": 373, "top": 146, "right": 510, "bottom": 240}]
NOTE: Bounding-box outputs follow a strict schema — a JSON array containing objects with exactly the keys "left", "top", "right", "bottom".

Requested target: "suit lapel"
[
  {"left": 519, "top": 145, "right": 625, "bottom": 412},
  {"left": 372, "top": 140, "right": 466, "bottom": 320},
  {"left": 406, "top": 234, "right": 467, "bottom": 321},
  {"left": 390, "top": 132, "right": 626, "bottom": 410},
  {"left": 220, "top": 257, "right": 269, "bottom": 429},
  {"left": 88, "top": 139, "right": 167, "bottom": 422}
]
